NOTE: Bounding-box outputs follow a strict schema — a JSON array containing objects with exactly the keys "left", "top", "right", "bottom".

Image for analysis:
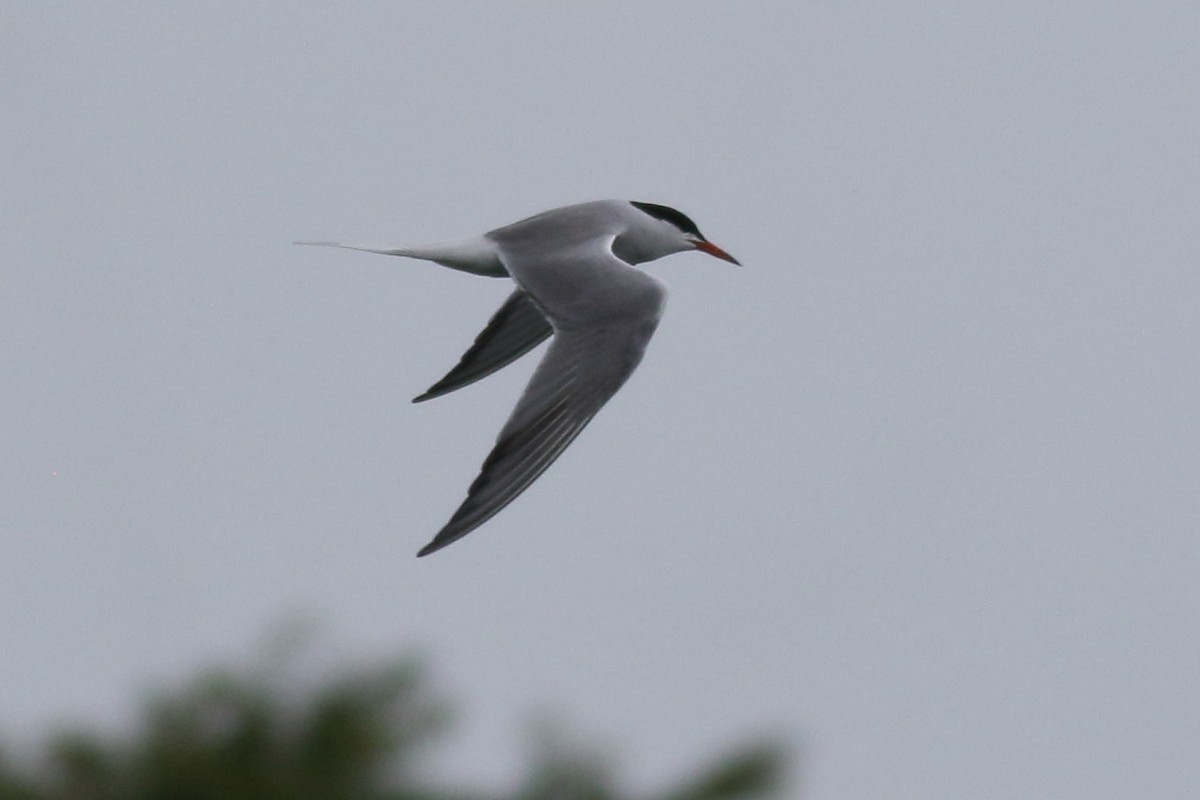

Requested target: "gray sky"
[{"left": 3, "top": 3, "right": 1198, "bottom": 798}]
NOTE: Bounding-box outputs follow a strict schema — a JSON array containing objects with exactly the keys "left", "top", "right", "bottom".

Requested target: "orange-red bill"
[{"left": 692, "top": 239, "right": 741, "bottom": 266}]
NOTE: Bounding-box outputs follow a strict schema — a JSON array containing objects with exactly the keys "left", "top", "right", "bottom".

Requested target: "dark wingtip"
[
  {"left": 417, "top": 513, "right": 480, "bottom": 556},
  {"left": 417, "top": 526, "right": 462, "bottom": 556},
  {"left": 416, "top": 537, "right": 447, "bottom": 557},
  {"left": 411, "top": 375, "right": 468, "bottom": 404},
  {"left": 411, "top": 373, "right": 466, "bottom": 402}
]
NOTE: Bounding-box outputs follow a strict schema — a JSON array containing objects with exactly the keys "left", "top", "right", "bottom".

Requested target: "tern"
[{"left": 299, "top": 199, "right": 739, "bottom": 556}]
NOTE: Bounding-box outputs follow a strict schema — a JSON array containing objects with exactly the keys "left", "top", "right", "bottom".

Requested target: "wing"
[
  {"left": 416, "top": 263, "right": 666, "bottom": 556},
  {"left": 413, "top": 290, "right": 553, "bottom": 403}
]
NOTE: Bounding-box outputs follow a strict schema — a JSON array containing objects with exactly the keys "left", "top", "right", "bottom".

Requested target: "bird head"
[{"left": 625, "top": 201, "right": 741, "bottom": 266}]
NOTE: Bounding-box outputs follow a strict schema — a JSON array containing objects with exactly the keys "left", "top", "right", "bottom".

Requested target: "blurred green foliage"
[{"left": 0, "top": 639, "right": 787, "bottom": 800}]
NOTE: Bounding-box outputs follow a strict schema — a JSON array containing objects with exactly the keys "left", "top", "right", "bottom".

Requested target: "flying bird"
[{"left": 298, "top": 200, "right": 739, "bottom": 556}]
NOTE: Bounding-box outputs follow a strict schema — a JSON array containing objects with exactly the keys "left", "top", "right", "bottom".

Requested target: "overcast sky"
[{"left": 3, "top": 3, "right": 1198, "bottom": 798}]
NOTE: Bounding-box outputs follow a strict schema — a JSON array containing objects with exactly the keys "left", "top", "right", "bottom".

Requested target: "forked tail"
[{"left": 294, "top": 235, "right": 507, "bottom": 277}]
